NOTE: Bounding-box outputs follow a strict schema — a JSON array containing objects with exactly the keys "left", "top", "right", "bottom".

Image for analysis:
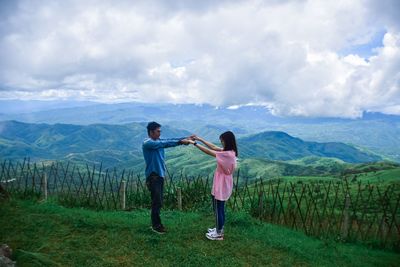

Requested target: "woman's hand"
[{"left": 193, "top": 135, "right": 202, "bottom": 141}]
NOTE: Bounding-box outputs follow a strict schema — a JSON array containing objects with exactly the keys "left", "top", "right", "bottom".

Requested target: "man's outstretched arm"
[{"left": 143, "top": 138, "right": 191, "bottom": 150}]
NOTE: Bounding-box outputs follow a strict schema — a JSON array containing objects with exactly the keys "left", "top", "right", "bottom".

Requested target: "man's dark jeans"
[{"left": 146, "top": 173, "right": 164, "bottom": 228}]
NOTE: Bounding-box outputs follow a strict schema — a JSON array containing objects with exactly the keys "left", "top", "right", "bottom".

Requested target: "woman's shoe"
[
  {"left": 208, "top": 227, "right": 224, "bottom": 236},
  {"left": 206, "top": 231, "right": 224, "bottom": 241}
]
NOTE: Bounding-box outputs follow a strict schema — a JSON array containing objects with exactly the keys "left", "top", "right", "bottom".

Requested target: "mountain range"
[
  {"left": 0, "top": 120, "right": 386, "bottom": 178},
  {"left": 1, "top": 100, "right": 399, "bottom": 162}
]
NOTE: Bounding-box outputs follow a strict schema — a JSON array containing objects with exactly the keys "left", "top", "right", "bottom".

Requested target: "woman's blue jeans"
[{"left": 212, "top": 196, "right": 225, "bottom": 233}]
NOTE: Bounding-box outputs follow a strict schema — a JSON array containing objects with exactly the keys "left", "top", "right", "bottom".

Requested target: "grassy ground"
[{"left": 1, "top": 198, "right": 399, "bottom": 267}]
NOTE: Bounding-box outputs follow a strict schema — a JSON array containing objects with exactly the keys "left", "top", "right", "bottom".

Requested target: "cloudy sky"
[{"left": 0, "top": 0, "right": 399, "bottom": 117}]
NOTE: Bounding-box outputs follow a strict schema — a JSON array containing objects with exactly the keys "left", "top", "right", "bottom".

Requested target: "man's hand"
[{"left": 180, "top": 139, "right": 192, "bottom": 145}]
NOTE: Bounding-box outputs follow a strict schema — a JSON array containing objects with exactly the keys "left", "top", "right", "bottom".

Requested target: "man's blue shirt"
[{"left": 142, "top": 137, "right": 184, "bottom": 178}]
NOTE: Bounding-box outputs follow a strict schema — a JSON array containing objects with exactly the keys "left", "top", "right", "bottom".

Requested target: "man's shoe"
[
  {"left": 151, "top": 225, "right": 166, "bottom": 234},
  {"left": 206, "top": 231, "right": 223, "bottom": 241}
]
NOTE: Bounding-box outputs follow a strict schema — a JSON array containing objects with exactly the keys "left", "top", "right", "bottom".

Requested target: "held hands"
[
  {"left": 180, "top": 134, "right": 201, "bottom": 146},
  {"left": 191, "top": 135, "right": 203, "bottom": 141},
  {"left": 180, "top": 139, "right": 197, "bottom": 145},
  {"left": 180, "top": 134, "right": 196, "bottom": 145},
  {"left": 189, "top": 134, "right": 205, "bottom": 145}
]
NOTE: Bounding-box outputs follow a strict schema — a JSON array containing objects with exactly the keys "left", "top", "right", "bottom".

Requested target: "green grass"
[
  {"left": 1, "top": 198, "right": 399, "bottom": 266},
  {"left": 272, "top": 168, "right": 400, "bottom": 188},
  {"left": 350, "top": 168, "right": 400, "bottom": 185}
]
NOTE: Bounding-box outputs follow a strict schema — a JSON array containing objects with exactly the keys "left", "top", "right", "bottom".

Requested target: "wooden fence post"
[
  {"left": 177, "top": 187, "right": 182, "bottom": 211},
  {"left": 120, "top": 180, "right": 126, "bottom": 210},
  {"left": 42, "top": 172, "right": 48, "bottom": 201},
  {"left": 341, "top": 193, "right": 351, "bottom": 240},
  {"left": 259, "top": 191, "right": 264, "bottom": 219}
]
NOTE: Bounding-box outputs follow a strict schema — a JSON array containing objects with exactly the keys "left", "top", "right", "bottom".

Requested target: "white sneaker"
[
  {"left": 206, "top": 231, "right": 224, "bottom": 241},
  {"left": 207, "top": 227, "right": 224, "bottom": 236}
]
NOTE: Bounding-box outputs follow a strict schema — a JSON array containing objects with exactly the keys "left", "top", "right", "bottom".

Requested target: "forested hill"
[
  {"left": 0, "top": 120, "right": 187, "bottom": 163},
  {"left": 239, "top": 131, "right": 381, "bottom": 163}
]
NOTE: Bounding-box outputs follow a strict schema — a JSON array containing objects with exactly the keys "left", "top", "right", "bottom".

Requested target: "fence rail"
[{"left": 1, "top": 159, "right": 399, "bottom": 251}]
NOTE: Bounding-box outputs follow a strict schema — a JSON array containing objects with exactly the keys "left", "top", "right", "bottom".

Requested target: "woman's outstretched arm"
[
  {"left": 188, "top": 140, "right": 216, "bottom": 157},
  {"left": 193, "top": 136, "right": 223, "bottom": 151}
]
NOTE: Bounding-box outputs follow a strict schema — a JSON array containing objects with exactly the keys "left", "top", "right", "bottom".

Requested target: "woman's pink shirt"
[{"left": 212, "top": 150, "right": 237, "bottom": 201}]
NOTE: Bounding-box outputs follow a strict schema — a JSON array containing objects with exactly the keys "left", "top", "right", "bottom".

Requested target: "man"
[{"left": 142, "top": 121, "right": 192, "bottom": 234}]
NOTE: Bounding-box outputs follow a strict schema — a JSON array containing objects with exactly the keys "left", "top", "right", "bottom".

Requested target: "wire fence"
[{"left": 1, "top": 159, "right": 399, "bottom": 251}]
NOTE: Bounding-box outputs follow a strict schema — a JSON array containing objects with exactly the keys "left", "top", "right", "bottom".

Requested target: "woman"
[{"left": 189, "top": 131, "right": 238, "bottom": 241}]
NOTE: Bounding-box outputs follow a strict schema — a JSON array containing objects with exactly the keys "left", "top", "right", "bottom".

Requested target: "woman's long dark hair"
[{"left": 220, "top": 131, "right": 238, "bottom": 157}]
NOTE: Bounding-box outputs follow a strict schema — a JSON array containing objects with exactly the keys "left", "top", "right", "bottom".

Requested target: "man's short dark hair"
[{"left": 147, "top": 121, "right": 161, "bottom": 135}]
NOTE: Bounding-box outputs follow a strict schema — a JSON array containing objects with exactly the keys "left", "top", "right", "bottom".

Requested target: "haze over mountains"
[{"left": 3, "top": 100, "right": 400, "bottom": 125}]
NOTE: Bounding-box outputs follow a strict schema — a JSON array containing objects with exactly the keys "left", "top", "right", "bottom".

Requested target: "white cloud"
[{"left": 0, "top": 0, "right": 399, "bottom": 117}]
